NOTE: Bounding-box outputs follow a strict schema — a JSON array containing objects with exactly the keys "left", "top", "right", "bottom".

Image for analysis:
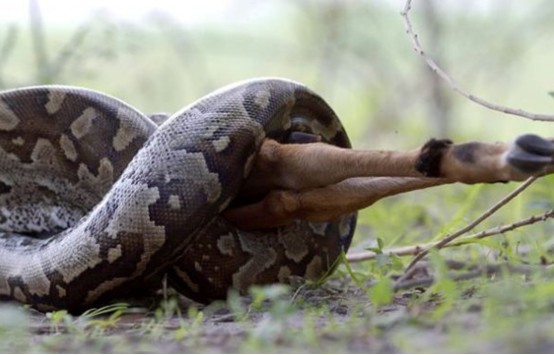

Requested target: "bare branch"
[
  {"left": 401, "top": 0, "right": 554, "bottom": 122},
  {"left": 453, "top": 209, "right": 554, "bottom": 245},
  {"left": 347, "top": 244, "right": 425, "bottom": 262},
  {"left": 347, "top": 208, "right": 554, "bottom": 263},
  {"left": 397, "top": 176, "right": 538, "bottom": 282}
]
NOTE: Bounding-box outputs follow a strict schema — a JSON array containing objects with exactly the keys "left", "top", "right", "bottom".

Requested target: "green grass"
[
  {"left": 2, "top": 1, "right": 554, "bottom": 352},
  {"left": 2, "top": 264, "right": 554, "bottom": 353}
]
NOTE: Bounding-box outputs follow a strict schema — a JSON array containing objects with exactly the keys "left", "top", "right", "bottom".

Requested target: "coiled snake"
[{"left": 0, "top": 78, "right": 356, "bottom": 312}]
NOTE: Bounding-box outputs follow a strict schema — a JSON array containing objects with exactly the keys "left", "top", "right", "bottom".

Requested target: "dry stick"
[
  {"left": 386, "top": 0, "right": 554, "bottom": 288},
  {"left": 347, "top": 245, "right": 425, "bottom": 262},
  {"left": 401, "top": 0, "right": 554, "bottom": 122},
  {"left": 347, "top": 208, "right": 554, "bottom": 263},
  {"left": 397, "top": 176, "right": 538, "bottom": 284},
  {"left": 449, "top": 209, "right": 554, "bottom": 245}
]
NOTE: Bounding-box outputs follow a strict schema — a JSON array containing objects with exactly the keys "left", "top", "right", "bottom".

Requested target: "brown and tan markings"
[{"left": 0, "top": 79, "right": 552, "bottom": 312}]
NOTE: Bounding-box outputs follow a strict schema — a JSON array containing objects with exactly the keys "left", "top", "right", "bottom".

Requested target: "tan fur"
[{"left": 224, "top": 138, "right": 554, "bottom": 229}]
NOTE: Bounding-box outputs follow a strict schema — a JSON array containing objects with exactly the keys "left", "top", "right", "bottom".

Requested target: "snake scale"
[{"left": 0, "top": 78, "right": 356, "bottom": 312}]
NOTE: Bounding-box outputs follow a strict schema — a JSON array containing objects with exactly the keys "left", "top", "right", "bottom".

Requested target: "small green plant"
[
  {"left": 46, "top": 309, "right": 73, "bottom": 334},
  {"left": 250, "top": 284, "right": 291, "bottom": 311},
  {"left": 83, "top": 304, "right": 127, "bottom": 330},
  {"left": 369, "top": 277, "right": 394, "bottom": 307},
  {"left": 422, "top": 251, "right": 460, "bottom": 321}
]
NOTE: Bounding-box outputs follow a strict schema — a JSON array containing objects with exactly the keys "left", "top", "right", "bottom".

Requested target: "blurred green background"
[
  {"left": 1, "top": 0, "right": 554, "bottom": 251},
  {"left": 2, "top": 3, "right": 554, "bottom": 352},
  {"left": 2, "top": 0, "right": 554, "bottom": 143}
]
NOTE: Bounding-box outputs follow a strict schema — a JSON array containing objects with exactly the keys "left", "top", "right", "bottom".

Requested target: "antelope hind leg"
[
  {"left": 225, "top": 134, "right": 554, "bottom": 229},
  {"left": 224, "top": 177, "right": 449, "bottom": 229}
]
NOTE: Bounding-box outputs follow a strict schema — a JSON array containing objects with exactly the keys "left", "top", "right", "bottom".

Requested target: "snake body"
[{"left": 0, "top": 78, "right": 356, "bottom": 312}]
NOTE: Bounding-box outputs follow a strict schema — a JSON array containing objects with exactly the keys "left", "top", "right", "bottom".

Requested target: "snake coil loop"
[{"left": 0, "top": 78, "right": 355, "bottom": 312}]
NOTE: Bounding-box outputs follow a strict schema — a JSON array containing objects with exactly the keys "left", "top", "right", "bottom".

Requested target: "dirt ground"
[{"left": 3, "top": 273, "right": 554, "bottom": 353}]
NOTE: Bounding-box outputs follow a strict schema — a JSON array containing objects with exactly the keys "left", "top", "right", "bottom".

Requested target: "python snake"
[{"left": 0, "top": 78, "right": 356, "bottom": 312}]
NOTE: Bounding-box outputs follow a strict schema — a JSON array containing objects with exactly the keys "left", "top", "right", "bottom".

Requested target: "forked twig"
[
  {"left": 397, "top": 176, "right": 538, "bottom": 283},
  {"left": 379, "top": 0, "right": 554, "bottom": 291},
  {"left": 401, "top": 0, "right": 554, "bottom": 122},
  {"left": 347, "top": 208, "right": 554, "bottom": 263}
]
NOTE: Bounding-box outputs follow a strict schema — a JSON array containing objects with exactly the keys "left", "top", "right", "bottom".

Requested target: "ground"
[{"left": 2, "top": 260, "right": 554, "bottom": 353}]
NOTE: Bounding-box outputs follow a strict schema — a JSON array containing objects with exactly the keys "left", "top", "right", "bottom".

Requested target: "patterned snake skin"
[{"left": 0, "top": 78, "right": 356, "bottom": 312}]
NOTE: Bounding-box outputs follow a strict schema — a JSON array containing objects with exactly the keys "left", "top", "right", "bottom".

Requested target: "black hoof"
[
  {"left": 507, "top": 134, "right": 554, "bottom": 173},
  {"left": 515, "top": 134, "right": 554, "bottom": 156}
]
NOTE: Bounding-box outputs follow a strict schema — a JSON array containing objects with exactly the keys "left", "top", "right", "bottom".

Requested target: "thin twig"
[
  {"left": 452, "top": 209, "right": 554, "bottom": 245},
  {"left": 347, "top": 208, "right": 554, "bottom": 263},
  {"left": 347, "top": 245, "right": 425, "bottom": 262},
  {"left": 401, "top": 0, "right": 554, "bottom": 122},
  {"left": 397, "top": 176, "right": 538, "bottom": 283}
]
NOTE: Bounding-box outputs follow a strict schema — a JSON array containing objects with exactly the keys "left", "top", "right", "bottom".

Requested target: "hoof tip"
[{"left": 507, "top": 134, "right": 554, "bottom": 173}]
